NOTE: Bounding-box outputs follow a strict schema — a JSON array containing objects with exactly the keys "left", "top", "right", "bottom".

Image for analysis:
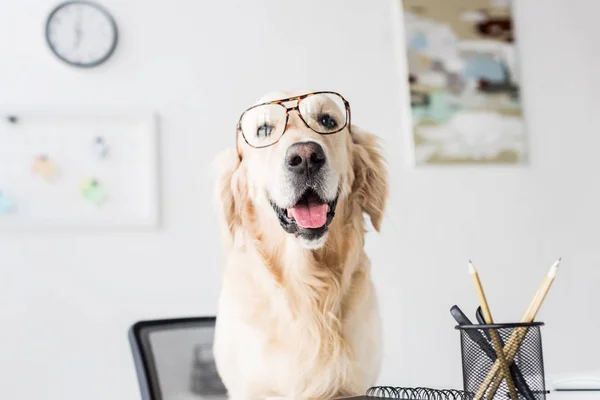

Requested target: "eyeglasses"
[{"left": 236, "top": 91, "right": 351, "bottom": 149}]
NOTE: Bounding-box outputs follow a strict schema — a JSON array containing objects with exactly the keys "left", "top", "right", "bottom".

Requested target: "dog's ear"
[
  {"left": 351, "top": 125, "right": 388, "bottom": 231},
  {"left": 213, "top": 148, "right": 246, "bottom": 247}
]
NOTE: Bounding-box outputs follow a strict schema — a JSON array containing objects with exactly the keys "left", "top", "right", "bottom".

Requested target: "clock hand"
[{"left": 74, "top": 7, "right": 83, "bottom": 49}]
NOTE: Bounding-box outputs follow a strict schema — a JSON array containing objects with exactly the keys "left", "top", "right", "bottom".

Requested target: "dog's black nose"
[{"left": 285, "top": 142, "right": 326, "bottom": 176}]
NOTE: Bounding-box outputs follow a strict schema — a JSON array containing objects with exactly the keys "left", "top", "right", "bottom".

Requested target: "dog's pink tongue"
[{"left": 289, "top": 201, "right": 328, "bottom": 229}]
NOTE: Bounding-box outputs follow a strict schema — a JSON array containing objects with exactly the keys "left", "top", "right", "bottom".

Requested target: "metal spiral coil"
[{"left": 365, "top": 386, "right": 474, "bottom": 399}]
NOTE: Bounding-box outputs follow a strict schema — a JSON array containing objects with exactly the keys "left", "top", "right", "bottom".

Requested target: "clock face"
[{"left": 45, "top": 1, "right": 118, "bottom": 68}]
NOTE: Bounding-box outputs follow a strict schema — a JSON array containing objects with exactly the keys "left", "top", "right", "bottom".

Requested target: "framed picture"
[{"left": 399, "top": 0, "right": 527, "bottom": 165}]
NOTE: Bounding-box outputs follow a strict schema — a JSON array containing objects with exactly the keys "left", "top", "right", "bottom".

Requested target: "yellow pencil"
[
  {"left": 469, "top": 261, "right": 518, "bottom": 400},
  {"left": 476, "top": 258, "right": 561, "bottom": 399}
]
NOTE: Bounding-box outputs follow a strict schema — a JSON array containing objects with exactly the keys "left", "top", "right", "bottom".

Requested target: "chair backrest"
[{"left": 128, "top": 317, "right": 228, "bottom": 400}]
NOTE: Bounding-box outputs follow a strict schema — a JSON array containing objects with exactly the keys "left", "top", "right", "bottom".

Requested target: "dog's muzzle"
[{"left": 270, "top": 141, "right": 338, "bottom": 241}]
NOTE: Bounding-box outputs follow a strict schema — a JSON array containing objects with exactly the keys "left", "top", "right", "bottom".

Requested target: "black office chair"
[{"left": 128, "top": 317, "right": 228, "bottom": 400}]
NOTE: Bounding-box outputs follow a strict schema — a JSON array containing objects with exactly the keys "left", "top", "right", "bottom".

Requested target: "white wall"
[{"left": 1, "top": 0, "right": 599, "bottom": 399}]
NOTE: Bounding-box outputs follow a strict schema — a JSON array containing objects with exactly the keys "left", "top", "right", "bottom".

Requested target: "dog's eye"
[
  {"left": 318, "top": 114, "right": 338, "bottom": 130},
  {"left": 256, "top": 124, "right": 274, "bottom": 138}
]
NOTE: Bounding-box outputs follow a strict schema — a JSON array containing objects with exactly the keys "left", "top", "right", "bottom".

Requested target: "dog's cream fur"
[{"left": 213, "top": 91, "right": 388, "bottom": 400}]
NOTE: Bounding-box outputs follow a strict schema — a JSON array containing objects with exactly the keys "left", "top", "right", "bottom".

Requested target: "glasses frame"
[{"left": 236, "top": 91, "right": 352, "bottom": 154}]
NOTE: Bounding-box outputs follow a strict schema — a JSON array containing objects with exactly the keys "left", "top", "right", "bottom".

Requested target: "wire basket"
[{"left": 456, "top": 322, "right": 547, "bottom": 400}]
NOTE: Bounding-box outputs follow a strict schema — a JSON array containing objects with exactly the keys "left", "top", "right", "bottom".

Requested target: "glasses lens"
[
  {"left": 299, "top": 93, "right": 347, "bottom": 134},
  {"left": 240, "top": 104, "right": 287, "bottom": 147}
]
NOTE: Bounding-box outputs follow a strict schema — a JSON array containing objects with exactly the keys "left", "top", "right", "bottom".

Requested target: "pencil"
[
  {"left": 475, "top": 258, "right": 561, "bottom": 399},
  {"left": 469, "top": 261, "right": 518, "bottom": 400}
]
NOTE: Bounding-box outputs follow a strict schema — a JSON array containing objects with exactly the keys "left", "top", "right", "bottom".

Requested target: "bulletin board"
[{"left": 0, "top": 110, "right": 159, "bottom": 230}]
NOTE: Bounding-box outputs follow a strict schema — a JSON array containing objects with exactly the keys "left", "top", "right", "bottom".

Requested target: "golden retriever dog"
[{"left": 213, "top": 90, "right": 388, "bottom": 400}]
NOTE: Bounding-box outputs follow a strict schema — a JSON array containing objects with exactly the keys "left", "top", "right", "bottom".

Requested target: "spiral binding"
[{"left": 365, "top": 386, "right": 473, "bottom": 399}]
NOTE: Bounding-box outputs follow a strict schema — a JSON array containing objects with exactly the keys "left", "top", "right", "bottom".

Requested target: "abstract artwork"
[{"left": 400, "top": 0, "right": 526, "bottom": 165}]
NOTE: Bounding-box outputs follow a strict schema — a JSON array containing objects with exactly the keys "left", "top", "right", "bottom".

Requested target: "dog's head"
[{"left": 216, "top": 90, "right": 387, "bottom": 250}]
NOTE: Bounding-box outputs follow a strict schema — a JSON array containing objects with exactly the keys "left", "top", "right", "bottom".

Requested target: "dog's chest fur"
[{"left": 214, "top": 241, "right": 381, "bottom": 400}]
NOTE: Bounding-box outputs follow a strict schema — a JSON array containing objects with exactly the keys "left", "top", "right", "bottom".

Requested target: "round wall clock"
[{"left": 45, "top": 1, "right": 118, "bottom": 68}]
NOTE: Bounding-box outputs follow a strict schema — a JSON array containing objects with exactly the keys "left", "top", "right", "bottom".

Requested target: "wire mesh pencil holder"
[{"left": 456, "top": 322, "right": 547, "bottom": 400}]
